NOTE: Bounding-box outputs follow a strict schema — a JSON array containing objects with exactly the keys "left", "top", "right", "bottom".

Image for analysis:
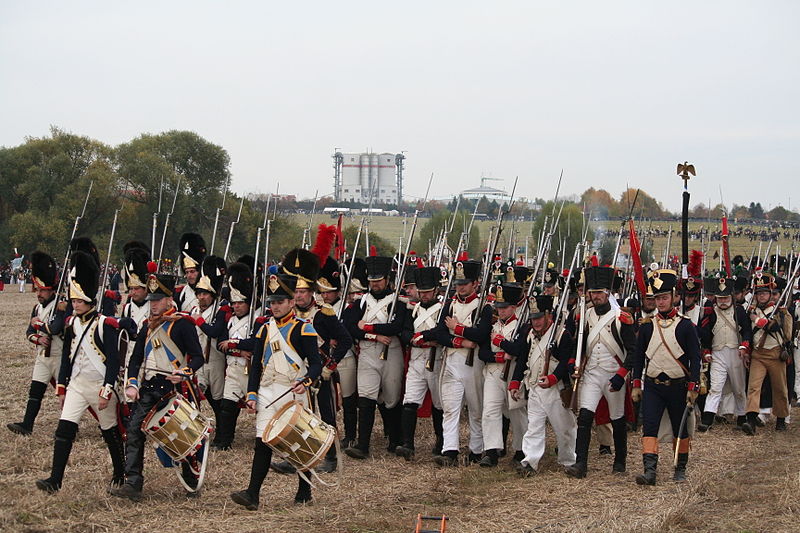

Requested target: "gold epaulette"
[
  {"left": 639, "top": 316, "right": 652, "bottom": 325},
  {"left": 319, "top": 303, "right": 336, "bottom": 317}
]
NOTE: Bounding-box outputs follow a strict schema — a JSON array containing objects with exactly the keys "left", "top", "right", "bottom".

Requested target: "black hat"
[
  {"left": 266, "top": 272, "right": 297, "bottom": 302},
  {"left": 236, "top": 254, "right": 264, "bottom": 298},
  {"left": 365, "top": 256, "right": 393, "bottom": 281},
  {"left": 68, "top": 250, "right": 100, "bottom": 303},
  {"left": 453, "top": 259, "right": 481, "bottom": 285},
  {"left": 753, "top": 270, "right": 775, "bottom": 293},
  {"left": 646, "top": 269, "right": 677, "bottom": 296},
  {"left": 560, "top": 267, "right": 580, "bottom": 290},
  {"left": 622, "top": 297, "right": 640, "bottom": 309},
  {"left": 317, "top": 256, "right": 342, "bottom": 292},
  {"left": 774, "top": 276, "right": 787, "bottom": 293},
  {"left": 31, "top": 251, "right": 57, "bottom": 290},
  {"left": 414, "top": 267, "right": 441, "bottom": 292},
  {"left": 146, "top": 273, "right": 176, "bottom": 301},
  {"left": 733, "top": 274, "right": 750, "bottom": 292},
  {"left": 584, "top": 266, "right": 614, "bottom": 292},
  {"left": 679, "top": 276, "right": 703, "bottom": 295},
  {"left": 179, "top": 233, "right": 206, "bottom": 273},
  {"left": 494, "top": 282, "right": 524, "bottom": 308},
  {"left": 122, "top": 240, "right": 151, "bottom": 256},
  {"left": 70, "top": 237, "right": 100, "bottom": 266},
  {"left": 196, "top": 255, "right": 226, "bottom": 295},
  {"left": 348, "top": 258, "right": 368, "bottom": 293},
  {"left": 123, "top": 246, "right": 150, "bottom": 289},
  {"left": 227, "top": 262, "right": 254, "bottom": 303},
  {"left": 505, "top": 263, "right": 530, "bottom": 286},
  {"left": 705, "top": 274, "right": 733, "bottom": 297},
  {"left": 543, "top": 268, "right": 559, "bottom": 287},
  {"left": 282, "top": 248, "right": 321, "bottom": 290},
  {"left": 527, "top": 287, "right": 554, "bottom": 318}
]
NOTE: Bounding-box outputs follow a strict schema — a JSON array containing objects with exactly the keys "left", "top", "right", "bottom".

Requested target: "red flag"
[
  {"left": 334, "top": 214, "right": 345, "bottom": 261},
  {"left": 721, "top": 215, "right": 732, "bottom": 276},
  {"left": 629, "top": 218, "right": 646, "bottom": 296}
]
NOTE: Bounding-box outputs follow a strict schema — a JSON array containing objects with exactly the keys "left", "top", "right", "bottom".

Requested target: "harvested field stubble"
[{"left": 0, "top": 288, "right": 797, "bottom": 532}]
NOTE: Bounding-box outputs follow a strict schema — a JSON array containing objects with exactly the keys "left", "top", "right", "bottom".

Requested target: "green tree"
[
  {"left": 531, "top": 202, "right": 586, "bottom": 270},
  {"left": 413, "top": 209, "right": 481, "bottom": 260}
]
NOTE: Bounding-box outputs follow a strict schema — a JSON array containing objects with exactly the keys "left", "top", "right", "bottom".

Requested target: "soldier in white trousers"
[
  {"left": 396, "top": 266, "right": 444, "bottom": 460},
  {"left": 697, "top": 274, "right": 753, "bottom": 431},
  {"left": 507, "top": 290, "right": 576, "bottom": 475}
]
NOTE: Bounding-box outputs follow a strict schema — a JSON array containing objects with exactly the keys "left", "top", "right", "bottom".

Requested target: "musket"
[
  {"left": 569, "top": 243, "right": 589, "bottom": 413},
  {"left": 613, "top": 189, "right": 640, "bottom": 269},
  {"left": 541, "top": 241, "right": 582, "bottom": 377},
  {"left": 157, "top": 176, "right": 182, "bottom": 271},
  {"left": 222, "top": 196, "right": 245, "bottom": 263},
  {"left": 49, "top": 180, "right": 94, "bottom": 320},
  {"left": 759, "top": 239, "right": 773, "bottom": 270},
  {"left": 469, "top": 177, "right": 518, "bottom": 367},
  {"left": 337, "top": 185, "right": 376, "bottom": 320},
  {"left": 380, "top": 173, "right": 433, "bottom": 360},
  {"left": 301, "top": 190, "right": 319, "bottom": 250},
  {"left": 434, "top": 196, "right": 463, "bottom": 265},
  {"left": 663, "top": 225, "right": 673, "bottom": 267},
  {"left": 260, "top": 193, "right": 275, "bottom": 316},
  {"left": 95, "top": 207, "right": 121, "bottom": 304},
  {"left": 248, "top": 194, "right": 273, "bottom": 334},
  {"left": 151, "top": 177, "right": 164, "bottom": 256},
  {"left": 209, "top": 179, "right": 228, "bottom": 256}
]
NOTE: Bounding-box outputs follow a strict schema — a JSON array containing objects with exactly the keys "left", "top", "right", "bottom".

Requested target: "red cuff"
[
  {"left": 702, "top": 348, "right": 711, "bottom": 356},
  {"left": 756, "top": 318, "right": 768, "bottom": 328},
  {"left": 491, "top": 334, "right": 505, "bottom": 347},
  {"left": 568, "top": 358, "right": 576, "bottom": 365},
  {"left": 32, "top": 321, "right": 42, "bottom": 331},
  {"left": 325, "top": 359, "right": 338, "bottom": 371},
  {"left": 56, "top": 384, "right": 66, "bottom": 396},
  {"left": 454, "top": 324, "right": 466, "bottom": 336},
  {"left": 687, "top": 381, "right": 698, "bottom": 391},
  {"left": 452, "top": 337, "right": 464, "bottom": 349},
  {"left": 545, "top": 374, "right": 557, "bottom": 387},
  {"left": 632, "top": 379, "right": 642, "bottom": 389},
  {"left": 195, "top": 316, "right": 206, "bottom": 327},
  {"left": 494, "top": 352, "right": 506, "bottom": 363},
  {"left": 363, "top": 323, "right": 375, "bottom": 333},
  {"left": 615, "top": 367, "right": 628, "bottom": 378},
  {"left": 508, "top": 380, "right": 521, "bottom": 391}
]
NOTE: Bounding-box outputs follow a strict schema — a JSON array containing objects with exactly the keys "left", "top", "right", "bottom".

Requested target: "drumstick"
[{"left": 261, "top": 378, "right": 314, "bottom": 411}]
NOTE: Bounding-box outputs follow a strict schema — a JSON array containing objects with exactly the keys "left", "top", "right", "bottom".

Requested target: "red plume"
[
  {"left": 688, "top": 249, "right": 703, "bottom": 278},
  {"left": 147, "top": 261, "right": 158, "bottom": 274},
  {"left": 590, "top": 253, "right": 599, "bottom": 267},
  {"left": 311, "top": 224, "right": 336, "bottom": 264},
  {"left": 369, "top": 245, "right": 377, "bottom": 257},
  {"left": 457, "top": 251, "right": 469, "bottom": 262}
]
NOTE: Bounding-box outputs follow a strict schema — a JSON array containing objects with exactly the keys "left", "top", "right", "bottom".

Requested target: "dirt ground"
[{"left": 1, "top": 287, "right": 799, "bottom": 533}]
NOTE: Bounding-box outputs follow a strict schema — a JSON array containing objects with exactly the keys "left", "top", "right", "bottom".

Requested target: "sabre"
[
  {"left": 674, "top": 402, "right": 694, "bottom": 467},
  {"left": 222, "top": 196, "right": 245, "bottom": 263},
  {"left": 209, "top": 179, "right": 229, "bottom": 256},
  {"left": 157, "top": 176, "right": 182, "bottom": 271}
]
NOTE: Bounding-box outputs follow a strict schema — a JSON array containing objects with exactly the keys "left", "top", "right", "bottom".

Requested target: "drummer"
[
  {"left": 111, "top": 271, "right": 204, "bottom": 502},
  {"left": 230, "top": 272, "right": 322, "bottom": 510}
]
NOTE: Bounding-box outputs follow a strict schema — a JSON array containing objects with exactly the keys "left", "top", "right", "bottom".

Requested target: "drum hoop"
[{"left": 141, "top": 391, "right": 179, "bottom": 431}]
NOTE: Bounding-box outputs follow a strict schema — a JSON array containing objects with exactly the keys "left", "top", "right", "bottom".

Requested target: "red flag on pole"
[{"left": 629, "top": 218, "right": 647, "bottom": 296}]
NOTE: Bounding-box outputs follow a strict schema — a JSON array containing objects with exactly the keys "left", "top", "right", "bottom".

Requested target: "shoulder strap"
[{"left": 654, "top": 319, "right": 689, "bottom": 377}]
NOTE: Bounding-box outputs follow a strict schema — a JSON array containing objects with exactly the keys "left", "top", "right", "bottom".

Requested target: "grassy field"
[
  {"left": 292, "top": 214, "right": 795, "bottom": 264},
  {"left": 3, "top": 288, "right": 800, "bottom": 532}
]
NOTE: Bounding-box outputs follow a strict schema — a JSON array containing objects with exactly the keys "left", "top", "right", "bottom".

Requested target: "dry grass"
[{"left": 2, "top": 288, "right": 799, "bottom": 532}]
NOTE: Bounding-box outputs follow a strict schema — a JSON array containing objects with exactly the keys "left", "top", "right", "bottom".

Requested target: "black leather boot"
[
  {"left": 316, "top": 443, "right": 338, "bottom": 473},
  {"left": 697, "top": 411, "right": 715, "bottom": 432},
  {"left": 741, "top": 412, "right": 758, "bottom": 436},
  {"left": 36, "top": 420, "right": 78, "bottom": 493},
  {"left": 434, "top": 450, "right": 458, "bottom": 467},
  {"left": 479, "top": 448, "right": 499, "bottom": 467},
  {"left": 611, "top": 417, "right": 627, "bottom": 473},
  {"left": 294, "top": 474, "right": 312, "bottom": 504},
  {"left": 395, "top": 403, "right": 418, "bottom": 460},
  {"left": 385, "top": 404, "right": 403, "bottom": 453},
  {"left": 500, "top": 415, "right": 510, "bottom": 457},
  {"left": 345, "top": 397, "right": 376, "bottom": 459},
  {"left": 212, "top": 399, "right": 239, "bottom": 450},
  {"left": 776, "top": 417, "right": 787, "bottom": 431},
  {"left": 431, "top": 407, "right": 444, "bottom": 456},
  {"left": 101, "top": 426, "right": 126, "bottom": 489},
  {"left": 673, "top": 453, "right": 688, "bottom": 482},
  {"left": 635, "top": 453, "right": 658, "bottom": 486},
  {"left": 231, "top": 439, "right": 272, "bottom": 510},
  {"left": 565, "top": 408, "right": 593, "bottom": 478},
  {"left": 341, "top": 394, "right": 358, "bottom": 448},
  {"left": 8, "top": 380, "right": 48, "bottom": 436}
]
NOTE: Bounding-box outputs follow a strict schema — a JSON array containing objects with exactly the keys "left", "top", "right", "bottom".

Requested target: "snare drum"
[
  {"left": 262, "top": 401, "right": 335, "bottom": 471},
  {"left": 142, "top": 393, "right": 213, "bottom": 461}
]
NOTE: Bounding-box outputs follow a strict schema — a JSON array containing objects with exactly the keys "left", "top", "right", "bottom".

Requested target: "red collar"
[
  {"left": 275, "top": 311, "right": 296, "bottom": 327},
  {"left": 657, "top": 308, "right": 678, "bottom": 320},
  {"left": 500, "top": 314, "right": 517, "bottom": 326},
  {"left": 454, "top": 292, "right": 478, "bottom": 304}
]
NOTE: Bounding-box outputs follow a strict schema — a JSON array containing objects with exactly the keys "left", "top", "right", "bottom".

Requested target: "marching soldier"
[
  {"left": 190, "top": 255, "right": 229, "bottom": 422},
  {"left": 566, "top": 265, "right": 636, "bottom": 478},
  {"left": 230, "top": 272, "right": 322, "bottom": 509},
  {"left": 428, "top": 258, "right": 488, "bottom": 466},
  {"left": 480, "top": 282, "right": 527, "bottom": 467},
  {"left": 697, "top": 274, "right": 753, "bottom": 431},
  {"left": 112, "top": 270, "right": 204, "bottom": 501},
  {"left": 212, "top": 261, "right": 256, "bottom": 450},
  {"left": 8, "top": 251, "right": 66, "bottom": 436},
  {"left": 176, "top": 233, "right": 206, "bottom": 313},
  {"left": 742, "top": 272, "right": 792, "bottom": 434},
  {"left": 344, "top": 253, "right": 405, "bottom": 459},
  {"left": 507, "top": 289, "right": 577, "bottom": 475},
  {"left": 396, "top": 266, "right": 445, "bottom": 460},
  {"left": 630, "top": 269, "right": 701, "bottom": 485},
  {"left": 337, "top": 258, "right": 368, "bottom": 448},
  {"left": 276, "top": 245, "right": 353, "bottom": 474},
  {"left": 36, "top": 251, "right": 125, "bottom": 493},
  {"left": 119, "top": 242, "right": 152, "bottom": 368}
]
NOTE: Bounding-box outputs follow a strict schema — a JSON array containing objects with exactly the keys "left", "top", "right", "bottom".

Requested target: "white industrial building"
[{"left": 333, "top": 151, "right": 405, "bottom": 205}]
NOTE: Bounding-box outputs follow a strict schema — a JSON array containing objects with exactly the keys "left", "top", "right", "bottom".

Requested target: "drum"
[
  {"left": 142, "top": 393, "right": 213, "bottom": 462},
  {"left": 262, "top": 400, "right": 335, "bottom": 471}
]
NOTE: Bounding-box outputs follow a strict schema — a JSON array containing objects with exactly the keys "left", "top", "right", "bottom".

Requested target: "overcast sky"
[{"left": 2, "top": 1, "right": 798, "bottom": 212}]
